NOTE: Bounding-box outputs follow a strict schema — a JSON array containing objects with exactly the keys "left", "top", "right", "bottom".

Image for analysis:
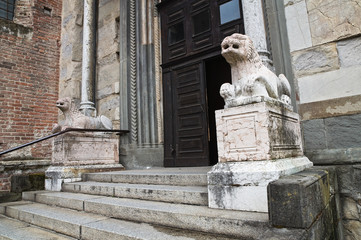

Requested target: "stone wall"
[
  {"left": 0, "top": 0, "right": 62, "bottom": 161},
  {"left": 59, "top": 0, "right": 120, "bottom": 128},
  {"left": 284, "top": 0, "right": 361, "bottom": 238},
  {"left": 58, "top": 0, "right": 164, "bottom": 169}
]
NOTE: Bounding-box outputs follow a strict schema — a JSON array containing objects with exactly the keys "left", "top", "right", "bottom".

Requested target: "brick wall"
[{"left": 0, "top": 0, "right": 62, "bottom": 166}]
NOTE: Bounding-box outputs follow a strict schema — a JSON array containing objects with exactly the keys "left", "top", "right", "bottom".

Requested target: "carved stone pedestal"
[
  {"left": 45, "top": 133, "right": 124, "bottom": 191},
  {"left": 208, "top": 101, "right": 313, "bottom": 212}
]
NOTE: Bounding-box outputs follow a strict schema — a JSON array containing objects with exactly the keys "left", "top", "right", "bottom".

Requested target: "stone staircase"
[{"left": 0, "top": 167, "right": 305, "bottom": 239}]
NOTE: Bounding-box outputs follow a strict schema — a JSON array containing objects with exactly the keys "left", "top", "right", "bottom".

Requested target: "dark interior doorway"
[{"left": 205, "top": 55, "right": 231, "bottom": 165}]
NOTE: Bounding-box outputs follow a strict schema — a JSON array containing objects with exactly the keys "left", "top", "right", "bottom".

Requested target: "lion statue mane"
[
  {"left": 220, "top": 33, "right": 292, "bottom": 108},
  {"left": 51, "top": 97, "right": 112, "bottom": 133}
]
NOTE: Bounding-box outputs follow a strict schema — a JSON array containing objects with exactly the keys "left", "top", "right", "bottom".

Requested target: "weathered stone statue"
[
  {"left": 219, "top": 33, "right": 292, "bottom": 108},
  {"left": 47, "top": 97, "right": 122, "bottom": 191},
  {"left": 51, "top": 97, "right": 112, "bottom": 133},
  {"left": 208, "top": 33, "right": 312, "bottom": 213}
]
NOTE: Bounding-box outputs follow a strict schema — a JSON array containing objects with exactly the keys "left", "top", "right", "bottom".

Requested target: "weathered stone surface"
[
  {"left": 299, "top": 95, "right": 361, "bottom": 121},
  {"left": 298, "top": 66, "right": 361, "bottom": 104},
  {"left": 268, "top": 169, "right": 330, "bottom": 228},
  {"left": 208, "top": 157, "right": 312, "bottom": 212},
  {"left": 284, "top": 0, "right": 312, "bottom": 52},
  {"left": 342, "top": 197, "right": 360, "bottom": 220},
  {"left": 52, "top": 133, "right": 118, "bottom": 165},
  {"left": 1, "top": 195, "right": 305, "bottom": 240},
  {"left": 337, "top": 36, "right": 361, "bottom": 68},
  {"left": 291, "top": 43, "right": 339, "bottom": 78},
  {"left": 63, "top": 181, "right": 208, "bottom": 206},
  {"left": 0, "top": 215, "right": 74, "bottom": 240},
  {"left": 305, "top": 148, "right": 361, "bottom": 165},
  {"left": 343, "top": 220, "right": 361, "bottom": 240},
  {"left": 307, "top": 195, "right": 338, "bottom": 240},
  {"left": 97, "top": 56, "right": 119, "bottom": 85},
  {"left": 220, "top": 34, "right": 292, "bottom": 108},
  {"left": 306, "top": 0, "right": 361, "bottom": 45},
  {"left": 302, "top": 119, "right": 327, "bottom": 150},
  {"left": 98, "top": 95, "right": 120, "bottom": 120},
  {"left": 84, "top": 167, "right": 210, "bottom": 186},
  {"left": 4, "top": 202, "right": 108, "bottom": 239},
  {"left": 325, "top": 113, "right": 361, "bottom": 149},
  {"left": 338, "top": 165, "right": 361, "bottom": 195},
  {"left": 45, "top": 164, "right": 124, "bottom": 191},
  {"left": 216, "top": 101, "right": 303, "bottom": 162}
]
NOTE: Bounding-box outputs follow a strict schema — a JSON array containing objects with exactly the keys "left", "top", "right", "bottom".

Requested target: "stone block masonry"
[
  {"left": 0, "top": 0, "right": 62, "bottom": 161},
  {"left": 268, "top": 168, "right": 340, "bottom": 239}
]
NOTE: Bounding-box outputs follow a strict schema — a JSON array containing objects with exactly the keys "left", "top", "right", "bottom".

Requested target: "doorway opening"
[{"left": 205, "top": 55, "right": 231, "bottom": 165}]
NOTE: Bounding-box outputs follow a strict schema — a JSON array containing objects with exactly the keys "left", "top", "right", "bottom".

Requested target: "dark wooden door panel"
[
  {"left": 171, "top": 63, "right": 209, "bottom": 167},
  {"left": 159, "top": 0, "right": 244, "bottom": 167}
]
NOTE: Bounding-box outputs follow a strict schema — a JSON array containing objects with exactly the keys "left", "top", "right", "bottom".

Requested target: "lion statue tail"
[
  {"left": 98, "top": 115, "right": 113, "bottom": 130},
  {"left": 278, "top": 74, "right": 292, "bottom": 105}
]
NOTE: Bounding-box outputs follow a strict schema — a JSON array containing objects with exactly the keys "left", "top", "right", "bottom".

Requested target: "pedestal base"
[
  {"left": 52, "top": 132, "right": 119, "bottom": 165},
  {"left": 45, "top": 164, "right": 124, "bottom": 191},
  {"left": 215, "top": 101, "right": 304, "bottom": 162},
  {"left": 207, "top": 157, "right": 313, "bottom": 212},
  {"left": 47, "top": 132, "right": 124, "bottom": 191}
]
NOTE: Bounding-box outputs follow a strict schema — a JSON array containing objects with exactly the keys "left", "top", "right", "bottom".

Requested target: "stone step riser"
[
  {"left": 83, "top": 173, "right": 208, "bottom": 186},
  {"left": 0, "top": 203, "right": 239, "bottom": 240},
  {"left": 62, "top": 182, "right": 208, "bottom": 206},
  {"left": 20, "top": 191, "right": 295, "bottom": 239},
  {"left": 0, "top": 214, "right": 76, "bottom": 240},
  {"left": 1, "top": 203, "right": 107, "bottom": 239}
]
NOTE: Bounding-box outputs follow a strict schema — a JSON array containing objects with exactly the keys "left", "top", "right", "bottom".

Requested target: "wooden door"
[
  {"left": 164, "top": 62, "right": 209, "bottom": 167},
  {"left": 158, "top": 0, "right": 244, "bottom": 167}
]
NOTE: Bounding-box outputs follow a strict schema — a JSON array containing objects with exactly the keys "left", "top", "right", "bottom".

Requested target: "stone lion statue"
[
  {"left": 51, "top": 97, "right": 112, "bottom": 133},
  {"left": 220, "top": 33, "right": 292, "bottom": 108}
]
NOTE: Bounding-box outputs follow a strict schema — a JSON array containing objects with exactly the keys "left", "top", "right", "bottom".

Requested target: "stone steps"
[
  {"left": 16, "top": 190, "right": 304, "bottom": 239},
  {"left": 0, "top": 214, "right": 76, "bottom": 240},
  {"left": 0, "top": 168, "right": 307, "bottom": 239},
  {"left": 0, "top": 200, "right": 241, "bottom": 239},
  {"left": 62, "top": 181, "right": 208, "bottom": 205},
  {"left": 82, "top": 167, "right": 210, "bottom": 186}
]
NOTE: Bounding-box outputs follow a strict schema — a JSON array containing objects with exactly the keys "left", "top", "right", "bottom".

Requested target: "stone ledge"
[{"left": 305, "top": 147, "right": 361, "bottom": 165}]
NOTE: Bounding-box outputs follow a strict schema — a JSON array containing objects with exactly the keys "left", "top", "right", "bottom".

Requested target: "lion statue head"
[
  {"left": 55, "top": 97, "right": 73, "bottom": 113},
  {"left": 221, "top": 33, "right": 262, "bottom": 68}
]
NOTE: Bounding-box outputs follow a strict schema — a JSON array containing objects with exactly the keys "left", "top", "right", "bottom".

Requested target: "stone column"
[
  {"left": 241, "top": 0, "right": 272, "bottom": 67},
  {"left": 80, "top": 0, "right": 96, "bottom": 116}
]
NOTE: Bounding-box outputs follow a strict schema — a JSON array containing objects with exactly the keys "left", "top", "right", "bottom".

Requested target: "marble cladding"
[
  {"left": 306, "top": 0, "right": 361, "bottom": 46},
  {"left": 284, "top": 0, "right": 312, "bottom": 52},
  {"left": 215, "top": 101, "right": 303, "bottom": 163},
  {"left": 51, "top": 133, "right": 119, "bottom": 166},
  {"left": 297, "top": 66, "right": 361, "bottom": 105}
]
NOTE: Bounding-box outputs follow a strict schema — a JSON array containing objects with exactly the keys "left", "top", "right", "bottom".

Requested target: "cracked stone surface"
[{"left": 306, "top": 0, "right": 361, "bottom": 45}]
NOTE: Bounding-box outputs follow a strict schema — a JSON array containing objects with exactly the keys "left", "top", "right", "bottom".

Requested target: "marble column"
[
  {"left": 80, "top": 0, "right": 96, "bottom": 116},
  {"left": 241, "top": 0, "right": 272, "bottom": 67}
]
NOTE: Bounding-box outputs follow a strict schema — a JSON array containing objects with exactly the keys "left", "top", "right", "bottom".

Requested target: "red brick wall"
[{"left": 0, "top": 0, "right": 62, "bottom": 162}]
